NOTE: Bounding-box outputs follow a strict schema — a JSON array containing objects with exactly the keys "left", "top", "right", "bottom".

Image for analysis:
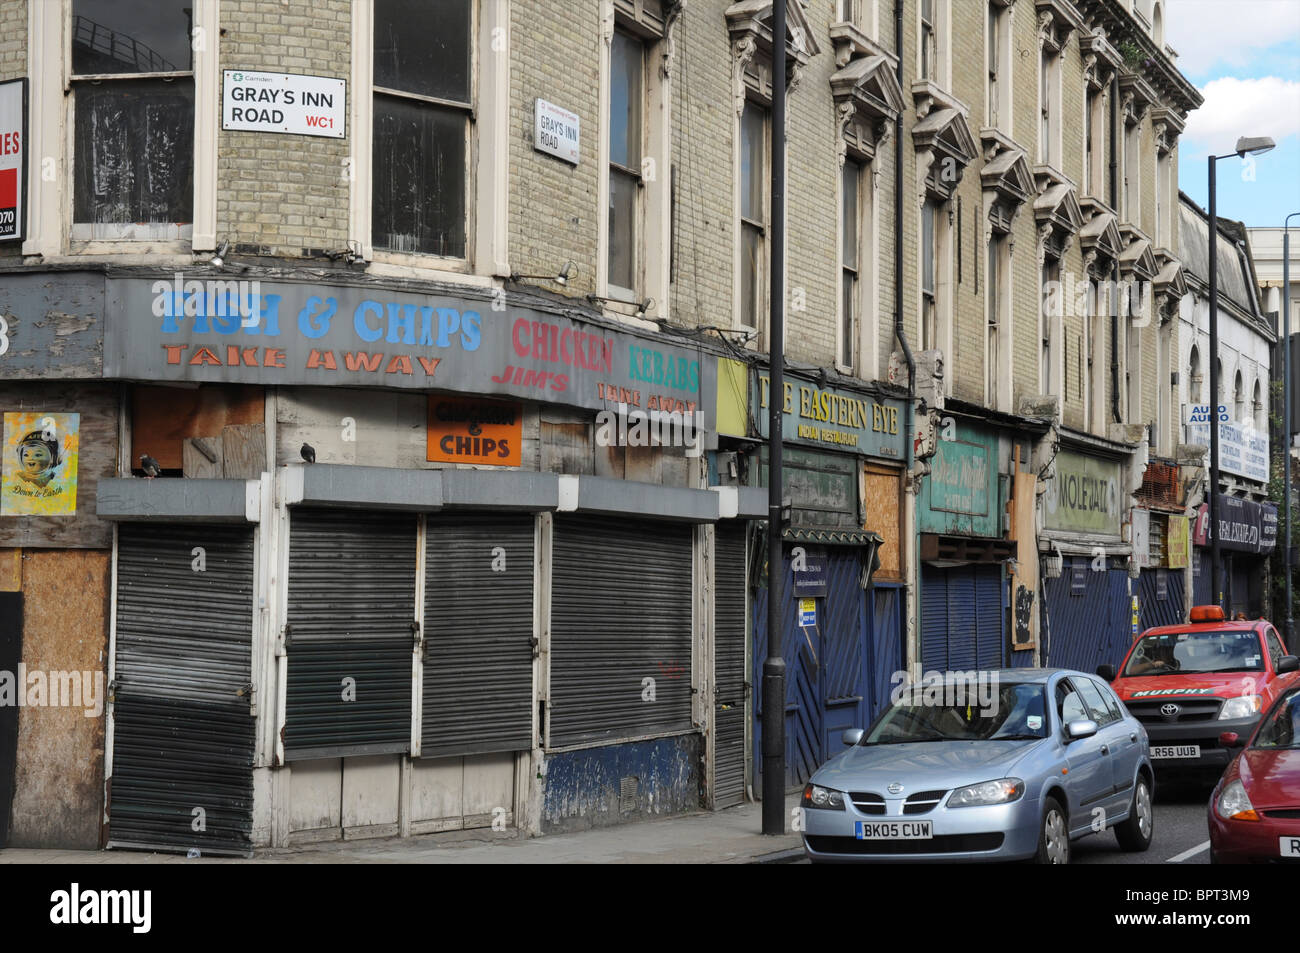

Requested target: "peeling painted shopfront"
[{"left": 0, "top": 266, "right": 762, "bottom": 852}]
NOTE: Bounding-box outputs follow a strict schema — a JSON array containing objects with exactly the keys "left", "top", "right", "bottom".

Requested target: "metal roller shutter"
[
  {"left": 109, "top": 523, "right": 255, "bottom": 856},
  {"left": 422, "top": 514, "right": 536, "bottom": 758},
  {"left": 713, "top": 523, "right": 748, "bottom": 808},
  {"left": 921, "top": 566, "right": 950, "bottom": 671},
  {"left": 974, "top": 565, "right": 1005, "bottom": 670},
  {"left": 284, "top": 509, "right": 417, "bottom": 760},
  {"left": 1043, "top": 559, "right": 1132, "bottom": 673},
  {"left": 1139, "top": 568, "right": 1185, "bottom": 629},
  {"left": 550, "top": 515, "right": 694, "bottom": 747}
]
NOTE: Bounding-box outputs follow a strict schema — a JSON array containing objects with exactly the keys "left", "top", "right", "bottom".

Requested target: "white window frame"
[
  {"left": 353, "top": 0, "right": 501, "bottom": 282},
  {"left": 1041, "top": 257, "right": 1063, "bottom": 400},
  {"left": 986, "top": 0, "right": 1011, "bottom": 136},
  {"left": 918, "top": 0, "right": 950, "bottom": 89},
  {"left": 597, "top": 1, "right": 671, "bottom": 321},
  {"left": 1038, "top": 42, "right": 1061, "bottom": 168},
  {"left": 735, "top": 97, "right": 770, "bottom": 340},
  {"left": 1124, "top": 117, "right": 1141, "bottom": 225},
  {"left": 59, "top": 0, "right": 217, "bottom": 255},
  {"left": 986, "top": 229, "right": 1011, "bottom": 411},
  {"left": 838, "top": 156, "right": 874, "bottom": 375}
]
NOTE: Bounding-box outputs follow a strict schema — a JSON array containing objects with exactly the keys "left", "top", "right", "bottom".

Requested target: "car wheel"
[
  {"left": 1036, "top": 797, "right": 1070, "bottom": 864},
  {"left": 1115, "top": 776, "right": 1153, "bottom": 852}
]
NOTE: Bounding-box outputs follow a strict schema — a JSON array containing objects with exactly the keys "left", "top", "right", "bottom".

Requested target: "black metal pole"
[
  {"left": 1208, "top": 155, "right": 1222, "bottom": 608},
  {"left": 762, "top": 0, "right": 787, "bottom": 836},
  {"left": 1284, "top": 218, "right": 1295, "bottom": 645}
]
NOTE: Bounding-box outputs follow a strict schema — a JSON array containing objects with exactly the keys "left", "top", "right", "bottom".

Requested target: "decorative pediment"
[
  {"left": 1079, "top": 27, "right": 1122, "bottom": 91},
  {"left": 1153, "top": 249, "right": 1187, "bottom": 320},
  {"left": 1119, "top": 72, "right": 1158, "bottom": 124},
  {"left": 831, "top": 54, "right": 904, "bottom": 163},
  {"left": 1036, "top": 0, "right": 1086, "bottom": 53},
  {"left": 828, "top": 19, "right": 899, "bottom": 70},
  {"left": 1118, "top": 225, "right": 1158, "bottom": 282},
  {"left": 981, "top": 144, "right": 1034, "bottom": 231},
  {"left": 1034, "top": 166, "right": 1083, "bottom": 260},
  {"left": 1079, "top": 197, "right": 1122, "bottom": 274},
  {"left": 727, "top": 0, "right": 820, "bottom": 113},
  {"left": 913, "top": 102, "right": 978, "bottom": 200},
  {"left": 1150, "top": 106, "right": 1185, "bottom": 155}
]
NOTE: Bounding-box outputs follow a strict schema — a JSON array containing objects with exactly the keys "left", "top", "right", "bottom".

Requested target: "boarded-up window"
[
  {"left": 71, "top": 1, "right": 194, "bottom": 237},
  {"left": 372, "top": 0, "right": 471, "bottom": 257},
  {"left": 74, "top": 82, "right": 194, "bottom": 230},
  {"left": 863, "top": 464, "right": 902, "bottom": 581},
  {"left": 132, "top": 384, "right": 264, "bottom": 473}
]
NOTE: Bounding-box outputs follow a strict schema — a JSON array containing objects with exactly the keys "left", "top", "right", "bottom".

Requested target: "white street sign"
[{"left": 223, "top": 70, "right": 345, "bottom": 138}]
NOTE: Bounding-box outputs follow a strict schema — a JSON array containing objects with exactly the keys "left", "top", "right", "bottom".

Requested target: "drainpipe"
[
  {"left": 894, "top": 0, "right": 919, "bottom": 670},
  {"left": 1109, "top": 71, "right": 1121, "bottom": 425}
]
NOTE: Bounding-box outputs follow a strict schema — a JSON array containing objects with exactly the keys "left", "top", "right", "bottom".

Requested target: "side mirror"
[
  {"left": 1219, "top": 731, "right": 1244, "bottom": 748},
  {"left": 842, "top": 728, "right": 864, "bottom": 747},
  {"left": 1066, "top": 719, "right": 1099, "bottom": 742},
  {"left": 1277, "top": 655, "right": 1299, "bottom": 674},
  {"left": 1096, "top": 664, "right": 1116, "bottom": 682}
]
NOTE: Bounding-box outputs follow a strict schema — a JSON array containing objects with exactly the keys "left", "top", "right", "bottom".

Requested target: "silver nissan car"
[{"left": 801, "top": 669, "right": 1154, "bottom": 863}]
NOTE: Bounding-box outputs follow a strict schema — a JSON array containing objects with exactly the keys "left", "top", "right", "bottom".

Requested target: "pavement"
[{"left": 0, "top": 794, "right": 805, "bottom": 865}]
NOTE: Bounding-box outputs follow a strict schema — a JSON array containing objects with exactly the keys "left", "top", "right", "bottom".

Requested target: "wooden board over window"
[
  {"left": 862, "top": 463, "right": 902, "bottom": 582},
  {"left": 131, "top": 384, "right": 264, "bottom": 472}
]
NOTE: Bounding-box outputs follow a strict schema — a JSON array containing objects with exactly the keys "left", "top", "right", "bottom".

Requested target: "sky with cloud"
[{"left": 1167, "top": 0, "right": 1300, "bottom": 227}]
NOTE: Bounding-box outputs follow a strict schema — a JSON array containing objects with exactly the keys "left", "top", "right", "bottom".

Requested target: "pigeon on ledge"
[
  {"left": 140, "top": 454, "right": 161, "bottom": 479},
  {"left": 301, "top": 443, "right": 316, "bottom": 464}
]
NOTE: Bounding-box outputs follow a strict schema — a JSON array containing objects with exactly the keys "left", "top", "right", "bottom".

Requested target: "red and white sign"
[{"left": 0, "top": 79, "right": 25, "bottom": 242}]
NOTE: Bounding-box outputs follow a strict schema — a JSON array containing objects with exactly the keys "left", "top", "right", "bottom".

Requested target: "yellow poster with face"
[{"left": 2, "top": 412, "right": 80, "bottom": 516}]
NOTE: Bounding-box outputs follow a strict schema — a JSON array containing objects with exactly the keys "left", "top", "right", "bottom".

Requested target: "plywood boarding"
[
  {"left": 7, "top": 549, "right": 110, "bottom": 848},
  {"left": 132, "top": 384, "right": 264, "bottom": 471},
  {"left": 1009, "top": 469, "right": 1040, "bottom": 651},
  {"left": 0, "top": 382, "right": 118, "bottom": 549},
  {"left": 862, "top": 464, "right": 902, "bottom": 581}
]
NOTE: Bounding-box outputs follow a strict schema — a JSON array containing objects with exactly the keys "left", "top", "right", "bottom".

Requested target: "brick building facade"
[{"left": 0, "top": 0, "right": 1212, "bottom": 850}]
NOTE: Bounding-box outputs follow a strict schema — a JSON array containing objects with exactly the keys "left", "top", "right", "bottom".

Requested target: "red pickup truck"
[{"left": 1099, "top": 606, "right": 1300, "bottom": 777}]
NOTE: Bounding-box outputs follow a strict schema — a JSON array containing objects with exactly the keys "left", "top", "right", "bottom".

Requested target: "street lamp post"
[{"left": 1207, "top": 137, "right": 1274, "bottom": 610}]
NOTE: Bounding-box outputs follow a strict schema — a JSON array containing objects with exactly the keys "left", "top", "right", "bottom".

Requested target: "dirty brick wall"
[{"left": 216, "top": 0, "right": 352, "bottom": 256}]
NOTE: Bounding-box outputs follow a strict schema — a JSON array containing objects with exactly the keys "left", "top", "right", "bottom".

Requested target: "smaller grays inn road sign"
[
  {"left": 222, "top": 70, "right": 345, "bottom": 138},
  {"left": 0, "top": 79, "right": 26, "bottom": 242}
]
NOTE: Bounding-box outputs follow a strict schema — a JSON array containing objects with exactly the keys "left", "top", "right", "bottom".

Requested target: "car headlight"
[
  {"left": 1215, "top": 779, "right": 1259, "bottom": 821},
  {"left": 1218, "top": 696, "right": 1262, "bottom": 720},
  {"left": 946, "top": 778, "right": 1025, "bottom": 808},
  {"left": 802, "top": 783, "right": 846, "bottom": 810}
]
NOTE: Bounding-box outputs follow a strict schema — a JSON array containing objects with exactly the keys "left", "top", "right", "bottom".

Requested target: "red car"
[
  {"left": 1208, "top": 682, "right": 1300, "bottom": 863},
  {"left": 1100, "top": 606, "right": 1300, "bottom": 777}
]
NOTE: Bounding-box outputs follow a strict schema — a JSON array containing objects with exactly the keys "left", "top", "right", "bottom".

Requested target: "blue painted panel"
[
  {"left": 1043, "top": 560, "right": 1132, "bottom": 674},
  {"left": 869, "top": 584, "right": 904, "bottom": 719},
  {"left": 921, "top": 567, "right": 950, "bottom": 670},
  {"left": 754, "top": 546, "right": 878, "bottom": 788},
  {"left": 1192, "top": 550, "right": 1212, "bottom": 606},
  {"left": 1138, "top": 569, "right": 1185, "bottom": 629},
  {"left": 541, "top": 735, "right": 701, "bottom": 833},
  {"left": 974, "top": 565, "right": 1004, "bottom": 669}
]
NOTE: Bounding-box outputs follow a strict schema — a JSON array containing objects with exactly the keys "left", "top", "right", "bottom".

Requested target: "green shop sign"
[
  {"left": 919, "top": 423, "right": 999, "bottom": 537},
  {"left": 1045, "top": 451, "right": 1122, "bottom": 536}
]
